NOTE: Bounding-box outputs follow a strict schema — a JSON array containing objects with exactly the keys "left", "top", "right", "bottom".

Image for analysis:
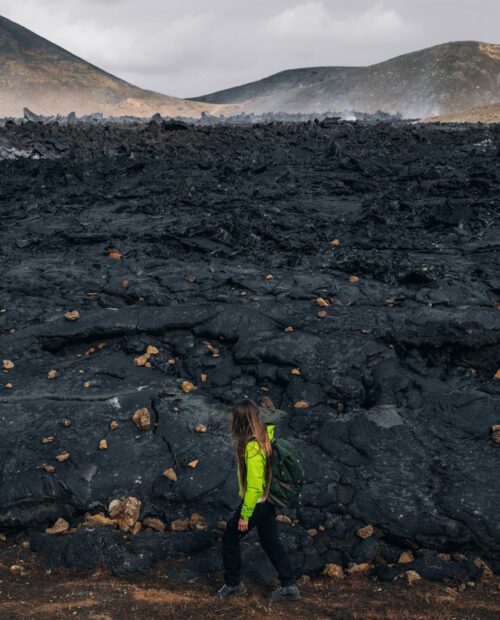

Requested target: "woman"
[{"left": 216, "top": 399, "right": 300, "bottom": 601}]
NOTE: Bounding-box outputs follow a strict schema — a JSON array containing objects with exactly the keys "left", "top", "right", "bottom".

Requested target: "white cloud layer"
[{"left": 0, "top": 0, "right": 498, "bottom": 97}]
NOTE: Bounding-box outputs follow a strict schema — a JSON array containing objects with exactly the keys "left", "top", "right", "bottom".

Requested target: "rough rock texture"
[{"left": 0, "top": 119, "right": 499, "bottom": 581}]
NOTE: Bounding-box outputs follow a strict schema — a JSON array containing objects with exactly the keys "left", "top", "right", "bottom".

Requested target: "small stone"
[
  {"left": 62, "top": 418, "right": 71, "bottom": 427},
  {"left": 38, "top": 463, "right": 55, "bottom": 473},
  {"left": 349, "top": 275, "right": 360, "bottom": 283},
  {"left": 474, "top": 557, "right": 493, "bottom": 575},
  {"left": 99, "top": 439, "right": 108, "bottom": 450},
  {"left": 187, "top": 460, "right": 199, "bottom": 469},
  {"left": 317, "top": 310, "right": 327, "bottom": 318},
  {"left": 121, "top": 279, "right": 129, "bottom": 288},
  {"left": 347, "top": 562, "right": 371, "bottom": 574},
  {"left": 181, "top": 380, "right": 195, "bottom": 393},
  {"left": 143, "top": 517, "right": 165, "bottom": 532},
  {"left": 291, "top": 368, "right": 301, "bottom": 375},
  {"left": 436, "top": 553, "right": 451, "bottom": 561},
  {"left": 47, "top": 369, "right": 59, "bottom": 379},
  {"left": 10, "top": 564, "right": 25, "bottom": 574},
  {"left": 406, "top": 570, "right": 422, "bottom": 585},
  {"left": 46, "top": 518, "right": 70, "bottom": 535},
  {"left": 64, "top": 310, "right": 80, "bottom": 321},
  {"left": 494, "top": 370, "right": 500, "bottom": 380},
  {"left": 0, "top": 533, "right": 6, "bottom": 541},
  {"left": 265, "top": 274, "right": 273, "bottom": 280},
  {"left": 294, "top": 400, "right": 310, "bottom": 409},
  {"left": 170, "top": 518, "right": 190, "bottom": 532},
  {"left": 168, "top": 358, "right": 176, "bottom": 365},
  {"left": 284, "top": 326, "right": 294, "bottom": 332},
  {"left": 83, "top": 381, "right": 91, "bottom": 389},
  {"left": 276, "top": 514, "right": 292, "bottom": 524},
  {"left": 490, "top": 424, "right": 500, "bottom": 444},
  {"left": 195, "top": 423, "right": 207, "bottom": 433},
  {"left": 189, "top": 513, "right": 207, "bottom": 531},
  {"left": 186, "top": 274, "right": 196, "bottom": 283},
  {"left": 42, "top": 436, "right": 54, "bottom": 444},
  {"left": 2, "top": 359, "right": 14, "bottom": 369},
  {"left": 315, "top": 297, "right": 330, "bottom": 307},
  {"left": 84, "top": 513, "right": 116, "bottom": 527},
  {"left": 56, "top": 451, "right": 70, "bottom": 462},
  {"left": 337, "top": 402, "right": 345, "bottom": 413},
  {"left": 260, "top": 395, "right": 275, "bottom": 409},
  {"left": 110, "top": 420, "right": 119, "bottom": 430},
  {"left": 4, "top": 383, "right": 13, "bottom": 389},
  {"left": 132, "top": 521, "right": 142, "bottom": 535},
  {"left": 330, "top": 239, "right": 340, "bottom": 247},
  {"left": 323, "top": 563, "right": 345, "bottom": 579},
  {"left": 399, "top": 551, "right": 414, "bottom": 563},
  {"left": 356, "top": 524, "right": 374, "bottom": 539},
  {"left": 132, "top": 407, "right": 151, "bottom": 430},
  {"left": 133, "top": 353, "right": 149, "bottom": 367},
  {"left": 200, "top": 373, "right": 208, "bottom": 382},
  {"left": 307, "top": 528, "right": 318, "bottom": 536},
  {"left": 163, "top": 468, "right": 177, "bottom": 481},
  {"left": 146, "top": 345, "right": 159, "bottom": 355},
  {"left": 108, "top": 497, "right": 141, "bottom": 533}
]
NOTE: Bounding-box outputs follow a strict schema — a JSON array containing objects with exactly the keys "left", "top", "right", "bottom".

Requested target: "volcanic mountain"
[
  {"left": 193, "top": 41, "right": 500, "bottom": 118},
  {"left": 0, "top": 15, "right": 229, "bottom": 118}
]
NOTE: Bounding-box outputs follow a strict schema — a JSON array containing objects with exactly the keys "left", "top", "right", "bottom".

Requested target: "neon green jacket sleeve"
[
  {"left": 239, "top": 440, "right": 266, "bottom": 520},
  {"left": 237, "top": 425, "right": 274, "bottom": 520}
]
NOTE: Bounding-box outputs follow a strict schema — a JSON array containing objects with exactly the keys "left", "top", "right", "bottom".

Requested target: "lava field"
[{"left": 0, "top": 119, "right": 499, "bottom": 583}]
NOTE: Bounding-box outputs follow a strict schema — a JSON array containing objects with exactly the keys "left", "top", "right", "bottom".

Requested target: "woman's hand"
[{"left": 238, "top": 518, "right": 249, "bottom": 532}]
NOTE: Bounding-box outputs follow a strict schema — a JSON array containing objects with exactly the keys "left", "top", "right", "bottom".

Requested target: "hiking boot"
[
  {"left": 268, "top": 584, "right": 301, "bottom": 601},
  {"left": 215, "top": 582, "right": 248, "bottom": 598}
]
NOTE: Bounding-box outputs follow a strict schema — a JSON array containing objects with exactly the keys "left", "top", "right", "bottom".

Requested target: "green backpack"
[{"left": 268, "top": 438, "right": 304, "bottom": 508}]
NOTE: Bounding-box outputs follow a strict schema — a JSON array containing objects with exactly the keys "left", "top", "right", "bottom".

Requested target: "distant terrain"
[
  {"left": 0, "top": 15, "right": 231, "bottom": 118},
  {"left": 429, "top": 102, "right": 500, "bottom": 123},
  {"left": 193, "top": 42, "right": 500, "bottom": 118}
]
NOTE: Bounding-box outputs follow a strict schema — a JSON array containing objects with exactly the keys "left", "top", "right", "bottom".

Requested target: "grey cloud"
[{"left": 0, "top": 0, "right": 499, "bottom": 97}]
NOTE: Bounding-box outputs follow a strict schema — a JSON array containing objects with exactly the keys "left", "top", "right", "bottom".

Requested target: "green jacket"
[{"left": 237, "top": 425, "right": 274, "bottom": 520}]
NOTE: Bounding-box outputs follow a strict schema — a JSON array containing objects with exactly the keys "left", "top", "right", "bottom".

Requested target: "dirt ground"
[{"left": 0, "top": 546, "right": 499, "bottom": 620}]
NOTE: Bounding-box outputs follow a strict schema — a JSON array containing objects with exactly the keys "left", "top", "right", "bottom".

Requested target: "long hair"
[{"left": 231, "top": 399, "right": 273, "bottom": 498}]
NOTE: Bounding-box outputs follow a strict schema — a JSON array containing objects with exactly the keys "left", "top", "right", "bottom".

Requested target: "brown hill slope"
[
  {"left": 0, "top": 15, "right": 230, "bottom": 118},
  {"left": 192, "top": 42, "right": 500, "bottom": 118},
  {"left": 427, "top": 101, "right": 500, "bottom": 123}
]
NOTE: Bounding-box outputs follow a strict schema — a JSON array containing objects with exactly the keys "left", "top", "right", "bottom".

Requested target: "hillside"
[
  {"left": 193, "top": 42, "right": 500, "bottom": 118},
  {"left": 428, "top": 101, "right": 500, "bottom": 123},
  {"left": 0, "top": 15, "right": 230, "bottom": 118}
]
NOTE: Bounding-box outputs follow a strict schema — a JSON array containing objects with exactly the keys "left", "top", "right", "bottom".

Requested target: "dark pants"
[{"left": 222, "top": 501, "right": 295, "bottom": 587}]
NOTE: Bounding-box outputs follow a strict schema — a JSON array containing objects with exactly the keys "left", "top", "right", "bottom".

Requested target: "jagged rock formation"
[
  {"left": 193, "top": 42, "right": 500, "bottom": 118},
  {"left": 0, "top": 119, "right": 499, "bottom": 582},
  {"left": 0, "top": 15, "right": 230, "bottom": 118}
]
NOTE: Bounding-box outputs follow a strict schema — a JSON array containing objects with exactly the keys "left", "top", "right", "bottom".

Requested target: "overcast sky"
[{"left": 1, "top": 0, "right": 499, "bottom": 98}]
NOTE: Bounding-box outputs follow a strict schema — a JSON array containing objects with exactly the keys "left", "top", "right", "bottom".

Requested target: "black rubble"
[{"left": 0, "top": 119, "right": 499, "bottom": 582}]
